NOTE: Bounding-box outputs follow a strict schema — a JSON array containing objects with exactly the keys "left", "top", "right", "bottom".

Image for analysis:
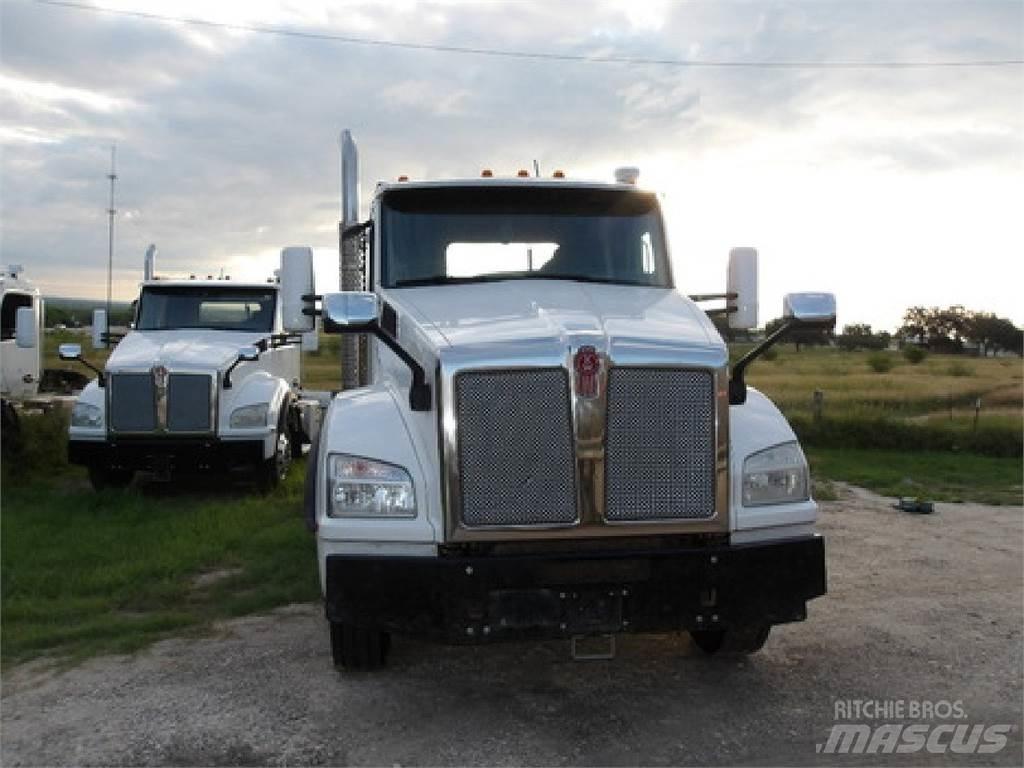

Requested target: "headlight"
[
  {"left": 742, "top": 442, "right": 809, "bottom": 507},
  {"left": 328, "top": 454, "right": 416, "bottom": 518},
  {"left": 71, "top": 402, "right": 102, "bottom": 428},
  {"left": 229, "top": 403, "right": 269, "bottom": 428}
]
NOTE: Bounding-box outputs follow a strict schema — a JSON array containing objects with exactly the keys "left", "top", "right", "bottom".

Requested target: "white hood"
[
  {"left": 389, "top": 280, "right": 725, "bottom": 360},
  {"left": 106, "top": 330, "right": 266, "bottom": 373}
]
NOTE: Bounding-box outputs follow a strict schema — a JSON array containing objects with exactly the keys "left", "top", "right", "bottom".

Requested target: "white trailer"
[
  {"left": 63, "top": 247, "right": 321, "bottom": 491},
  {"left": 301, "top": 134, "right": 835, "bottom": 669}
]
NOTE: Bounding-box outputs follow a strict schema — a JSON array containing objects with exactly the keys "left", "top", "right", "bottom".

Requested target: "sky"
[{"left": 1, "top": 0, "right": 1022, "bottom": 332}]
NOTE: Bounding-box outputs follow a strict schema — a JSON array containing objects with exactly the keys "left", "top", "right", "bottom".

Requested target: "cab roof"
[
  {"left": 374, "top": 177, "right": 650, "bottom": 196},
  {"left": 140, "top": 279, "right": 278, "bottom": 290}
]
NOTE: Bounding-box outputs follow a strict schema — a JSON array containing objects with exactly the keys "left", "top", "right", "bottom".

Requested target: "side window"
[{"left": 1, "top": 293, "right": 33, "bottom": 341}]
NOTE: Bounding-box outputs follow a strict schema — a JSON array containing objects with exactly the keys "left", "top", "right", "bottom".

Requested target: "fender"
[
  {"left": 316, "top": 382, "right": 438, "bottom": 545},
  {"left": 729, "top": 386, "right": 818, "bottom": 536},
  {"left": 219, "top": 371, "right": 293, "bottom": 459}
]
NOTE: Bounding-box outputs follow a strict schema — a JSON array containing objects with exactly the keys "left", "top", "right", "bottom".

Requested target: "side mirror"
[
  {"left": 58, "top": 342, "right": 105, "bottom": 385},
  {"left": 321, "top": 291, "right": 431, "bottom": 411},
  {"left": 729, "top": 292, "right": 838, "bottom": 405},
  {"left": 15, "top": 306, "right": 37, "bottom": 349},
  {"left": 727, "top": 248, "right": 758, "bottom": 330},
  {"left": 322, "top": 292, "right": 379, "bottom": 333},
  {"left": 237, "top": 345, "right": 261, "bottom": 362},
  {"left": 92, "top": 309, "right": 107, "bottom": 350},
  {"left": 280, "top": 246, "right": 315, "bottom": 333},
  {"left": 223, "top": 345, "right": 261, "bottom": 389},
  {"left": 59, "top": 343, "right": 82, "bottom": 361},
  {"left": 783, "top": 292, "right": 836, "bottom": 328}
]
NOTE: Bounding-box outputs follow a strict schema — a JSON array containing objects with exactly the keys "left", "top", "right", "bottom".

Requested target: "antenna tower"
[{"left": 106, "top": 145, "right": 117, "bottom": 347}]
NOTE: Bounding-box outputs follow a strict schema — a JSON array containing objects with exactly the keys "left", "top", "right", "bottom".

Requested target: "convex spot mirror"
[
  {"left": 59, "top": 343, "right": 82, "bottom": 360},
  {"left": 322, "top": 292, "right": 379, "bottom": 333},
  {"left": 15, "top": 306, "right": 37, "bottom": 349},
  {"left": 783, "top": 292, "right": 837, "bottom": 328}
]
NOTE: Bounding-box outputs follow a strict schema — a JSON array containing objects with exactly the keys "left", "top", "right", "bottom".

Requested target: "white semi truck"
[
  {"left": 1, "top": 265, "right": 88, "bottom": 454},
  {"left": 63, "top": 247, "right": 321, "bottom": 491},
  {"left": 301, "top": 133, "right": 835, "bottom": 669}
]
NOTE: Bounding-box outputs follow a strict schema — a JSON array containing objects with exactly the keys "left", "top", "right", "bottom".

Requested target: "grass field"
[
  {"left": 3, "top": 332, "right": 1018, "bottom": 667},
  {"left": 1, "top": 427, "right": 318, "bottom": 667}
]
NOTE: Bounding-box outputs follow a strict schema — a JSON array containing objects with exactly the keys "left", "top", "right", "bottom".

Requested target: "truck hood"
[
  {"left": 390, "top": 280, "right": 724, "bottom": 360},
  {"left": 106, "top": 330, "right": 266, "bottom": 373}
]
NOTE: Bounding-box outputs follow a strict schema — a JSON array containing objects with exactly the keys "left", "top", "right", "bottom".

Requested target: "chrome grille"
[
  {"left": 605, "top": 368, "right": 716, "bottom": 521},
  {"left": 167, "top": 373, "right": 212, "bottom": 432},
  {"left": 455, "top": 369, "right": 577, "bottom": 527}
]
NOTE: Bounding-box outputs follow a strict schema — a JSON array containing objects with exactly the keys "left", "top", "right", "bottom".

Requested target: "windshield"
[
  {"left": 136, "top": 286, "right": 276, "bottom": 332},
  {"left": 381, "top": 186, "right": 671, "bottom": 288}
]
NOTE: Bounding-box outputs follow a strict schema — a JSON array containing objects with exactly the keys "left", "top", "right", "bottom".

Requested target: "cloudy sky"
[{"left": 2, "top": 0, "right": 1021, "bottom": 331}]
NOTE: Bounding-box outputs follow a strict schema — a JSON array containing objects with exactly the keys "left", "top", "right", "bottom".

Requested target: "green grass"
[
  {"left": 740, "top": 345, "right": 1022, "bottom": 457},
  {"left": 1, "top": 413, "right": 318, "bottom": 668},
  {"left": 808, "top": 448, "right": 1023, "bottom": 506}
]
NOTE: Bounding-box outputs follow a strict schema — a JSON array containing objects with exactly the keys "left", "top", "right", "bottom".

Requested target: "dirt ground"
[{"left": 2, "top": 485, "right": 1022, "bottom": 766}]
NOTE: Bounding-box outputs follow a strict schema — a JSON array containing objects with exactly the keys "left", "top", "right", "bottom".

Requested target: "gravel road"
[{"left": 2, "top": 485, "right": 1022, "bottom": 766}]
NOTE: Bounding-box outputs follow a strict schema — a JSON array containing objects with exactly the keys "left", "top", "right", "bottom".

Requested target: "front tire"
[
  {"left": 257, "top": 413, "right": 292, "bottom": 493},
  {"left": 330, "top": 622, "right": 390, "bottom": 670},
  {"left": 88, "top": 464, "right": 134, "bottom": 492},
  {"left": 691, "top": 624, "right": 771, "bottom": 655}
]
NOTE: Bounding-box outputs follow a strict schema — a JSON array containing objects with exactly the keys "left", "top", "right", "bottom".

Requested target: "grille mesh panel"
[
  {"left": 167, "top": 374, "right": 211, "bottom": 432},
  {"left": 109, "top": 373, "right": 156, "bottom": 432},
  {"left": 456, "top": 369, "right": 576, "bottom": 527},
  {"left": 605, "top": 368, "right": 716, "bottom": 520}
]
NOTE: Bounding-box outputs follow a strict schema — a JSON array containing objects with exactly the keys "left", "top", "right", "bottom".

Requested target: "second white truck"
[{"left": 63, "top": 247, "right": 321, "bottom": 491}]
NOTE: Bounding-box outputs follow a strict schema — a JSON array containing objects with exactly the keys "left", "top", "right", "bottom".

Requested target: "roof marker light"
[
  {"left": 481, "top": 169, "right": 493, "bottom": 177},
  {"left": 553, "top": 170, "right": 565, "bottom": 178},
  {"left": 397, "top": 175, "right": 409, "bottom": 182},
  {"left": 517, "top": 169, "right": 529, "bottom": 177},
  {"left": 614, "top": 166, "right": 640, "bottom": 185}
]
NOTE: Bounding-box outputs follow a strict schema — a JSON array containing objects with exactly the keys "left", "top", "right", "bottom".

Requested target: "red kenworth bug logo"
[{"left": 574, "top": 346, "right": 602, "bottom": 398}]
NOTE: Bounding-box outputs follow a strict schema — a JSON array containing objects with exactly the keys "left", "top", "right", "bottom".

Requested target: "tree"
[
  {"left": 899, "top": 306, "right": 1021, "bottom": 356},
  {"left": 898, "top": 305, "right": 968, "bottom": 353},
  {"left": 964, "top": 313, "right": 1023, "bottom": 356},
  {"left": 838, "top": 323, "right": 890, "bottom": 351}
]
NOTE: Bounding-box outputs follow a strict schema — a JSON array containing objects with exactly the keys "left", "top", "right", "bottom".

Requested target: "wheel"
[
  {"left": 289, "top": 427, "right": 305, "bottom": 459},
  {"left": 88, "top": 464, "right": 134, "bottom": 492},
  {"left": 329, "top": 622, "right": 390, "bottom": 670},
  {"left": 287, "top": 402, "right": 305, "bottom": 459},
  {"left": 691, "top": 624, "right": 771, "bottom": 655},
  {"left": 257, "top": 411, "right": 292, "bottom": 493}
]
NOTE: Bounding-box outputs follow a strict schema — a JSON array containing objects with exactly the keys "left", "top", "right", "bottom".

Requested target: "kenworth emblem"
[{"left": 574, "top": 345, "right": 602, "bottom": 399}]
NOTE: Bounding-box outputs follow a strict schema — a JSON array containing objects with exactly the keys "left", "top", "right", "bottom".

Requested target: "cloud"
[{"left": 0, "top": 0, "right": 1021, "bottom": 329}]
